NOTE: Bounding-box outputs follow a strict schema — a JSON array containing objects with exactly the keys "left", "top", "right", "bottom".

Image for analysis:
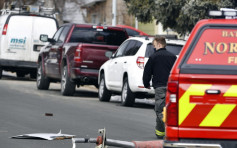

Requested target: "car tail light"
[
  {"left": 136, "top": 57, "right": 144, "bottom": 69},
  {"left": 74, "top": 45, "right": 82, "bottom": 62},
  {"left": 166, "top": 81, "right": 178, "bottom": 126},
  {"left": 2, "top": 24, "right": 8, "bottom": 35}
]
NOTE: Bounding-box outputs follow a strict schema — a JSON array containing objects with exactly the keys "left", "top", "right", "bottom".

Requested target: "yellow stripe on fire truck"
[{"left": 179, "top": 84, "right": 237, "bottom": 126}]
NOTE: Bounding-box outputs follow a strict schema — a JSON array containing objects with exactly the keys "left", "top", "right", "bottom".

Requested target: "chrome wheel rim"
[
  {"left": 37, "top": 65, "right": 42, "bottom": 86},
  {"left": 121, "top": 82, "right": 127, "bottom": 103},
  {"left": 61, "top": 67, "right": 66, "bottom": 91},
  {"left": 99, "top": 78, "right": 104, "bottom": 98}
]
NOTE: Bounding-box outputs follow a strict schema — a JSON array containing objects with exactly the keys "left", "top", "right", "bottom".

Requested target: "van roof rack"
[{"left": 0, "top": 4, "right": 56, "bottom": 17}]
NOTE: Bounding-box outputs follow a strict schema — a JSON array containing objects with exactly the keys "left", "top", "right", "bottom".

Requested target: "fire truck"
[{"left": 164, "top": 9, "right": 237, "bottom": 148}]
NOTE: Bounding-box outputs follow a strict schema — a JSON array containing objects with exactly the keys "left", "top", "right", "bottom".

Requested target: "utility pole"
[{"left": 112, "top": 0, "right": 116, "bottom": 26}]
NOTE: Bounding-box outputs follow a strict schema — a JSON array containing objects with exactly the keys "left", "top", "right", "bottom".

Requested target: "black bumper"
[{"left": 0, "top": 59, "right": 37, "bottom": 72}]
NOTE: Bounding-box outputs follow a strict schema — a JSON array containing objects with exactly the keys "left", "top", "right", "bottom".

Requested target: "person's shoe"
[{"left": 156, "top": 134, "right": 164, "bottom": 139}]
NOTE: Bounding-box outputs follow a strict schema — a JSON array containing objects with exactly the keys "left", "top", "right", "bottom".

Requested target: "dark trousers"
[{"left": 154, "top": 87, "right": 166, "bottom": 137}]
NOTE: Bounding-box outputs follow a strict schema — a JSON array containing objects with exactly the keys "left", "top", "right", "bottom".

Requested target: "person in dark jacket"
[{"left": 143, "top": 36, "right": 177, "bottom": 139}]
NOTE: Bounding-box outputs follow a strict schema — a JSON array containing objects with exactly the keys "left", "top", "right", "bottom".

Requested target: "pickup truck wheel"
[
  {"left": 98, "top": 74, "right": 111, "bottom": 102},
  {"left": 36, "top": 62, "right": 50, "bottom": 90},
  {"left": 121, "top": 77, "right": 135, "bottom": 106},
  {"left": 61, "top": 65, "right": 75, "bottom": 96}
]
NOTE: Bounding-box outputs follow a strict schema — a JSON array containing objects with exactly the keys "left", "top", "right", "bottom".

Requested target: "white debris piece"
[{"left": 11, "top": 130, "right": 75, "bottom": 140}]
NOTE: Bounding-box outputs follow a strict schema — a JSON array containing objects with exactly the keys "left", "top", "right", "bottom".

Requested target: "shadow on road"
[
  {"left": 1, "top": 74, "right": 35, "bottom": 82},
  {"left": 2, "top": 74, "right": 154, "bottom": 109}
]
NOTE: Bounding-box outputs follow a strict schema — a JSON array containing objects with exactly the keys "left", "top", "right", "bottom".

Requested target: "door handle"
[
  {"left": 205, "top": 89, "right": 221, "bottom": 94},
  {"left": 124, "top": 61, "right": 127, "bottom": 63},
  {"left": 114, "top": 62, "right": 117, "bottom": 64}
]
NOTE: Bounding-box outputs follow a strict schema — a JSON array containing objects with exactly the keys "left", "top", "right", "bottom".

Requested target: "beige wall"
[{"left": 85, "top": 0, "right": 134, "bottom": 26}]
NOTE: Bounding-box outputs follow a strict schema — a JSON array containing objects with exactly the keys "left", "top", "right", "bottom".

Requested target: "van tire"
[
  {"left": 0, "top": 68, "right": 2, "bottom": 79},
  {"left": 98, "top": 74, "right": 111, "bottom": 102},
  {"left": 121, "top": 77, "right": 135, "bottom": 106},
  {"left": 16, "top": 72, "right": 25, "bottom": 78},
  {"left": 61, "top": 65, "right": 75, "bottom": 96},
  {"left": 30, "top": 72, "right": 37, "bottom": 79},
  {"left": 36, "top": 61, "right": 50, "bottom": 90}
]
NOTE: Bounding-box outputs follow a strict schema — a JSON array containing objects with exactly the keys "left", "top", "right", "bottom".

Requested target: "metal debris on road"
[{"left": 11, "top": 130, "right": 75, "bottom": 140}]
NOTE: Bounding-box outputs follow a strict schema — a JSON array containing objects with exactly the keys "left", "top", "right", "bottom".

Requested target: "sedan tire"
[
  {"left": 121, "top": 77, "right": 135, "bottom": 106},
  {"left": 98, "top": 74, "right": 111, "bottom": 102}
]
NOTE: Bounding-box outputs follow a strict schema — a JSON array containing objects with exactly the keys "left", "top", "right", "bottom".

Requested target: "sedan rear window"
[
  {"left": 69, "top": 27, "right": 127, "bottom": 46},
  {"left": 145, "top": 43, "right": 182, "bottom": 57}
]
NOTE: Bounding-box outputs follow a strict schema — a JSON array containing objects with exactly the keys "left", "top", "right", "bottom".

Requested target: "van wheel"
[
  {"left": 61, "top": 65, "right": 75, "bottom": 96},
  {"left": 121, "top": 77, "right": 135, "bottom": 106},
  {"left": 98, "top": 74, "right": 111, "bottom": 102},
  {"left": 30, "top": 72, "right": 37, "bottom": 79},
  {"left": 16, "top": 72, "right": 25, "bottom": 78},
  {"left": 37, "top": 61, "right": 50, "bottom": 90},
  {"left": 0, "top": 68, "right": 2, "bottom": 79}
]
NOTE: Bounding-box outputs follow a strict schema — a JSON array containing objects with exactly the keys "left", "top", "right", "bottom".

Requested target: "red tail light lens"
[
  {"left": 168, "top": 81, "right": 178, "bottom": 93},
  {"left": 166, "top": 81, "right": 178, "bottom": 126},
  {"left": 74, "top": 45, "right": 82, "bottom": 62},
  {"left": 136, "top": 57, "right": 144, "bottom": 69},
  {"left": 2, "top": 24, "right": 8, "bottom": 35}
]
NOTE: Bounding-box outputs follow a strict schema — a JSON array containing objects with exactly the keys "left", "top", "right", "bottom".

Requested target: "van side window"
[
  {"left": 53, "top": 27, "right": 64, "bottom": 42},
  {"left": 58, "top": 26, "right": 70, "bottom": 43}
]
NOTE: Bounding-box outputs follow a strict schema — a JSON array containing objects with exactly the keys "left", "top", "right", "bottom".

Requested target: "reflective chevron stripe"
[
  {"left": 179, "top": 84, "right": 212, "bottom": 125},
  {"left": 200, "top": 104, "right": 236, "bottom": 127},
  {"left": 179, "top": 84, "right": 237, "bottom": 127},
  {"left": 155, "top": 130, "right": 165, "bottom": 136}
]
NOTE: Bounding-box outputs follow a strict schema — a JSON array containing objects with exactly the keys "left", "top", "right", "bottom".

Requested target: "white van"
[{"left": 0, "top": 13, "right": 58, "bottom": 78}]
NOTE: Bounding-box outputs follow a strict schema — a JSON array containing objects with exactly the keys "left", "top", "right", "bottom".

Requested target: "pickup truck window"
[
  {"left": 58, "top": 26, "right": 70, "bottom": 43},
  {"left": 53, "top": 27, "right": 64, "bottom": 42},
  {"left": 69, "top": 27, "right": 127, "bottom": 46}
]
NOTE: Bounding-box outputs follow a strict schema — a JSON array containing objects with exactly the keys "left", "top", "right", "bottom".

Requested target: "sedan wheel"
[
  {"left": 98, "top": 74, "right": 111, "bottom": 101},
  {"left": 121, "top": 77, "right": 135, "bottom": 106}
]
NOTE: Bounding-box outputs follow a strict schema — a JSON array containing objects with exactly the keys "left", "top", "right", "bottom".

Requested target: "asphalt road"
[{"left": 0, "top": 72, "right": 157, "bottom": 148}]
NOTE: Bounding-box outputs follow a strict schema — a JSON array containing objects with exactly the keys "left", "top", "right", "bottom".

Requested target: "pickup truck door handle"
[
  {"left": 205, "top": 89, "right": 221, "bottom": 94},
  {"left": 114, "top": 62, "right": 117, "bottom": 64},
  {"left": 124, "top": 61, "right": 127, "bottom": 63}
]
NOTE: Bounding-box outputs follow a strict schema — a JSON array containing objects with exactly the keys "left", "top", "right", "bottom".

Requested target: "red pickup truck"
[{"left": 36, "top": 23, "right": 128, "bottom": 96}]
